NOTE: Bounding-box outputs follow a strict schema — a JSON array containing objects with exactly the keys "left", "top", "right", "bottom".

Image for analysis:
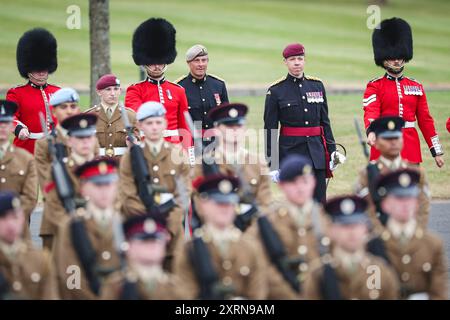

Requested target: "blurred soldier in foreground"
[
  {"left": 369, "top": 169, "right": 448, "bottom": 299},
  {"left": 53, "top": 158, "right": 121, "bottom": 299},
  {"left": 41, "top": 114, "right": 99, "bottom": 249},
  {"left": 85, "top": 74, "right": 138, "bottom": 158},
  {"left": 246, "top": 155, "right": 330, "bottom": 299},
  {"left": 354, "top": 116, "right": 430, "bottom": 229},
  {"left": 0, "top": 191, "right": 58, "bottom": 300},
  {"left": 119, "top": 101, "right": 191, "bottom": 270},
  {"left": 101, "top": 214, "right": 189, "bottom": 300},
  {"left": 174, "top": 173, "right": 268, "bottom": 299},
  {"left": 304, "top": 195, "right": 399, "bottom": 300},
  {"left": 0, "top": 100, "right": 38, "bottom": 238}
]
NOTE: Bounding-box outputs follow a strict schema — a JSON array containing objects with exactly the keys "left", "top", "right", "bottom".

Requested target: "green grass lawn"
[{"left": 1, "top": 0, "right": 450, "bottom": 88}]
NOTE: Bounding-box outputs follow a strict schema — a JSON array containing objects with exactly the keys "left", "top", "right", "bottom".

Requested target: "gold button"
[
  {"left": 287, "top": 103, "right": 291, "bottom": 107},
  {"left": 109, "top": 144, "right": 113, "bottom": 147},
  {"left": 31, "top": 272, "right": 41, "bottom": 283},
  {"left": 152, "top": 165, "right": 159, "bottom": 171},
  {"left": 299, "top": 263, "right": 308, "bottom": 272},
  {"left": 170, "top": 169, "right": 176, "bottom": 175},
  {"left": 13, "top": 281, "right": 22, "bottom": 291},
  {"left": 321, "top": 237, "right": 331, "bottom": 247},
  {"left": 278, "top": 208, "right": 288, "bottom": 217},
  {"left": 108, "top": 133, "right": 113, "bottom": 137},
  {"left": 302, "top": 96, "right": 305, "bottom": 100},
  {"left": 297, "top": 228, "right": 306, "bottom": 237},
  {"left": 401, "top": 254, "right": 411, "bottom": 264},
  {"left": 250, "top": 178, "right": 257, "bottom": 185},
  {"left": 153, "top": 178, "right": 159, "bottom": 183},
  {"left": 0, "top": 165, "right": 5, "bottom": 170},
  {"left": 239, "top": 266, "right": 250, "bottom": 276},
  {"left": 205, "top": 125, "right": 209, "bottom": 128},
  {"left": 222, "top": 276, "right": 232, "bottom": 286},
  {"left": 0, "top": 178, "right": 6, "bottom": 183},
  {"left": 108, "top": 123, "right": 111, "bottom": 127},
  {"left": 222, "top": 260, "right": 232, "bottom": 270},
  {"left": 369, "top": 289, "right": 380, "bottom": 300},
  {"left": 299, "top": 84, "right": 302, "bottom": 88},
  {"left": 19, "top": 170, "right": 25, "bottom": 175},
  {"left": 297, "top": 245, "right": 308, "bottom": 255},
  {"left": 381, "top": 231, "right": 391, "bottom": 241},
  {"left": 202, "top": 99, "right": 205, "bottom": 102},
  {"left": 203, "top": 112, "right": 207, "bottom": 115},
  {"left": 304, "top": 108, "right": 308, "bottom": 112},
  {"left": 401, "top": 272, "right": 410, "bottom": 282},
  {"left": 422, "top": 262, "right": 432, "bottom": 272},
  {"left": 200, "top": 86, "right": 203, "bottom": 89},
  {"left": 305, "top": 121, "right": 309, "bottom": 125},
  {"left": 102, "top": 251, "right": 111, "bottom": 260}
]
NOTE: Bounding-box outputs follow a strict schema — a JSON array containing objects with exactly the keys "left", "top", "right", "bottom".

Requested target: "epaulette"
[
  {"left": 304, "top": 75, "right": 322, "bottom": 82},
  {"left": 368, "top": 76, "right": 383, "bottom": 83},
  {"left": 406, "top": 76, "right": 421, "bottom": 85},
  {"left": 84, "top": 105, "right": 100, "bottom": 113},
  {"left": 168, "top": 80, "right": 183, "bottom": 88},
  {"left": 268, "top": 76, "right": 287, "bottom": 88},
  {"left": 173, "top": 75, "right": 187, "bottom": 84},
  {"left": 208, "top": 73, "right": 226, "bottom": 83}
]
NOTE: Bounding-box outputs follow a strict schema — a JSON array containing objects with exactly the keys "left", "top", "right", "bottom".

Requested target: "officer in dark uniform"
[
  {"left": 175, "top": 44, "right": 228, "bottom": 144},
  {"left": 264, "top": 43, "right": 344, "bottom": 203}
]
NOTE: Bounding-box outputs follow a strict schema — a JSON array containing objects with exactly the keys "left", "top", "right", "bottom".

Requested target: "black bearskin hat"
[
  {"left": 16, "top": 28, "right": 58, "bottom": 78},
  {"left": 132, "top": 18, "right": 177, "bottom": 66},
  {"left": 372, "top": 17, "right": 413, "bottom": 67}
]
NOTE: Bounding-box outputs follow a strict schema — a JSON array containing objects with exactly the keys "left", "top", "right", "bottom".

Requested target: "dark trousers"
[{"left": 313, "top": 168, "right": 327, "bottom": 204}]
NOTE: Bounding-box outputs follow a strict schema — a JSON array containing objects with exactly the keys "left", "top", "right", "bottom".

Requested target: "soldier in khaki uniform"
[
  {"left": 246, "top": 155, "right": 330, "bottom": 299},
  {"left": 53, "top": 158, "right": 121, "bottom": 299},
  {"left": 304, "top": 195, "right": 400, "bottom": 300},
  {"left": 41, "top": 113, "right": 99, "bottom": 250},
  {"left": 119, "top": 101, "right": 191, "bottom": 270},
  {"left": 0, "top": 100, "right": 38, "bottom": 238},
  {"left": 354, "top": 116, "right": 430, "bottom": 229},
  {"left": 0, "top": 191, "right": 58, "bottom": 299},
  {"left": 85, "top": 74, "right": 138, "bottom": 158},
  {"left": 192, "top": 103, "right": 272, "bottom": 227},
  {"left": 371, "top": 169, "right": 448, "bottom": 299},
  {"left": 100, "top": 214, "right": 189, "bottom": 300},
  {"left": 173, "top": 173, "right": 268, "bottom": 299}
]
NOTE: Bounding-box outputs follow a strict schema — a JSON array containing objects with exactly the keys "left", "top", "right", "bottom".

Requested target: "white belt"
[
  {"left": 163, "top": 129, "right": 179, "bottom": 137},
  {"left": 29, "top": 132, "right": 45, "bottom": 139},
  {"left": 99, "top": 147, "right": 127, "bottom": 157},
  {"left": 404, "top": 121, "right": 415, "bottom": 128}
]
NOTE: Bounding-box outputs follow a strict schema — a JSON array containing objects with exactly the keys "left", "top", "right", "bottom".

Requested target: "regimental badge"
[
  {"left": 79, "top": 119, "right": 88, "bottom": 128},
  {"left": 403, "top": 85, "right": 423, "bottom": 96},
  {"left": 340, "top": 199, "right": 355, "bottom": 215},
  {"left": 214, "top": 93, "right": 221, "bottom": 106},
  {"left": 387, "top": 121, "right": 395, "bottom": 130},
  {"left": 399, "top": 173, "right": 411, "bottom": 187},
  {"left": 228, "top": 108, "right": 238, "bottom": 118},
  {"left": 303, "top": 164, "right": 312, "bottom": 175},
  {"left": 306, "top": 91, "right": 324, "bottom": 103},
  {"left": 218, "top": 180, "right": 232, "bottom": 194},
  {"left": 144, "top": 219, "right": 156, "bottom": 233},
  {"left": 0, "top": 106, "right": 5, "bottom": 115}
]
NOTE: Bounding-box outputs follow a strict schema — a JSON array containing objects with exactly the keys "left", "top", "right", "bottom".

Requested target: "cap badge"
[
  {"left": 144, "top": 219, "right": 156, "bottom": 233},
  {"left": 228, "top": 108, "right": 238, "bottom": 118},
  {"left": 399, "top": 173, "right": 411, "bottom": 187},
  {"left": 303, "top": 164, "right": 312, "bottom": 175},
  {"left": 115, "top": 78, "right": 120, "bottom": 85},
  {"left": 98, "top": 162, "right": 108, "bottom": 174},
  {"left": 79, "top": 119, "right": 88, "bottom": 128},
  {"left": 387, "top": 121, "right": 395, "bottom": 130},
  {"left": 218, "top": 180, "right": 233, "bottom": 194},
  {"left": 12, "top": 197, "right": 21, "bottom": 209},
  {"left": 0, "top": 106, "right": 5, "bottom": 115},
  {"left": 340, "top": 199, "right": 355, "bottom": 215},
  {"left": 377, "top": 187, "right": 387, "bottom": 197}
]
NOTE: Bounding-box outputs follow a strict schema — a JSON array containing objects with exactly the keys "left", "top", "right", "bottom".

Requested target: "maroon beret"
[
  {"left": 96, "top": 74, "right": 120, "bottom": 90},
  {"left": 207, "top": 103, "right": 248, "bottom": 126},
  {"left": 282, "top": 43, "right": 305, "bottom": 59}
]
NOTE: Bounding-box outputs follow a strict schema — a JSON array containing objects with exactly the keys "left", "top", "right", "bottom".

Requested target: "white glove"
[
  {"left": 329, "top": 151, "right": 346, "bottom": 171},
  {"left": 269, "top": 170, "right": 280, "bottom": 183}
]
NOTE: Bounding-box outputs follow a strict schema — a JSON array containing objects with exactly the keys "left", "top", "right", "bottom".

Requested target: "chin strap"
[{"left": 383, "top": 60, "right": 405, "bottom": 74}]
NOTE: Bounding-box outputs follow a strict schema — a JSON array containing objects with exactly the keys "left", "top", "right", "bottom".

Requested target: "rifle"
[
  {"left": 189, "top": 236, "right": 234, "bottom": 300},
  {"left": 120, "top": 103, "right": 157, "bottom": 211},
  {"left": 39, "top": 112, "right": 76, "bottom": 215},
  {"left": 257, "top": 216, "right": 301, "bottom": 293},
  {"left": 354, "top": 117, "right": 369, "bottom": 159},
  {"left": 232, "top": 163, "right": 259, "bottom": 232}
]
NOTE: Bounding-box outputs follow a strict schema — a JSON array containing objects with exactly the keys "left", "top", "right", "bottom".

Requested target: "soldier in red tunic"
[
  {"left": 363, "top": 18, "right": 444, "bottom": 168},
  {"left": 125, "top": 18, "right": 192, "bottom": 156},
  {"left": 6, "top": 28, "right": 60, "bottom": 155}
]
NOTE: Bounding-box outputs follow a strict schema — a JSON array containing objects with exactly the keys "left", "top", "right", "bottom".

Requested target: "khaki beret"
[{"left": 186, "top": 44, "right": 208, "bottom": 62}]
